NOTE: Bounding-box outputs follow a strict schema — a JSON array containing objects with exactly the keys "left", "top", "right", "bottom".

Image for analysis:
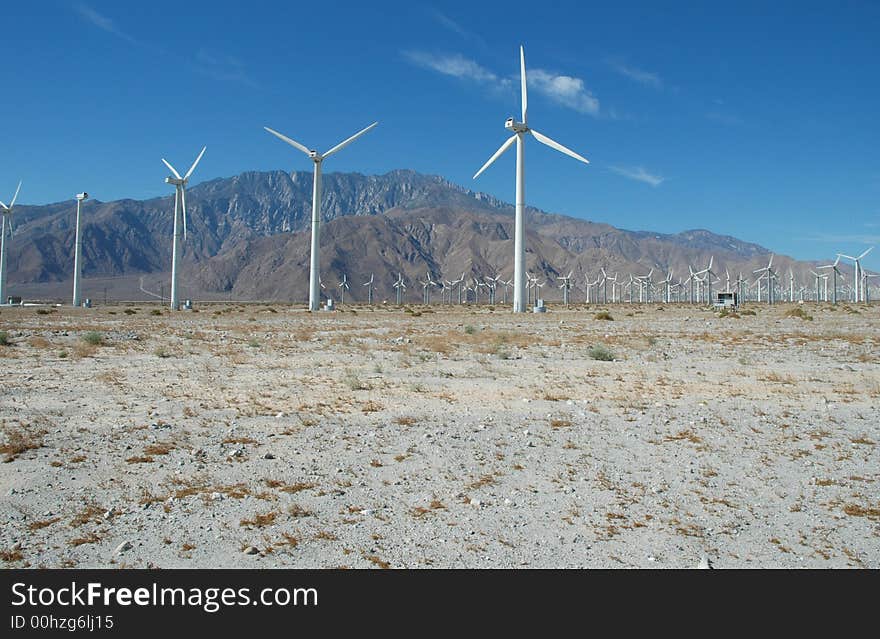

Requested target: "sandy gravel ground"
[{"left": 1, "top": 301, "right": 878, "bottom": 568}]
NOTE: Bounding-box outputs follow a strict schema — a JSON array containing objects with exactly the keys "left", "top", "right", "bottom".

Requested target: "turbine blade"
[
  {"left": 473, "top": 135, "right": 517, "bottom": 179},
  {"left": 530, "top": 129, "right": 589, "bottom": 164},
  {"left": 323, "top": 122, "right": 379, "bottom": 158},
  {"left": 184, "top": 146, "right": 206, "bottom": 180},
  {"left": 264, "top": 126, "right": 312, "bottom": 156},
  {"left": 9, "top": 180, "right": 22, "bottom": 208},
  {"left": 520, "top": 45, "right": 528, "bottom": 125},
  {"left": 162, "top": 159, "right": 182, "bottom": 180},
  {"left": 858, "top": 246, "right": 874, "bottom": 260}
]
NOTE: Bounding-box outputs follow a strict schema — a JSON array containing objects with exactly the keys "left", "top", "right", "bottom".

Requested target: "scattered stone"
[
  {"left": 696, "top": 555, "right": 713, "bottom": 570},
  {"left": 262, "top": 452, "right": 276, "bottom": 460},
  {"left": 114, "top": 540, "right": 133, "bottom": 555},
  {"left": 243, "top": 546, "right": 260, "bottom": 555}
]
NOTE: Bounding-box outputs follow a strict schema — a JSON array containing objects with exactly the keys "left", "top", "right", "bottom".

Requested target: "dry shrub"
[
  {"left": 28, "top": 336, "right": 51, "bottom": 348},
  {"left": 1, "top": 424, "right": 47, "bottom": 462},
  {"left": 240, "top": 511, "right": 279, "bottom": 528}
]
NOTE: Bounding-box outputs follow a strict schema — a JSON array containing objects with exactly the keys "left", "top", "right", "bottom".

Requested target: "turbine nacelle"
[
  {"left": 505, "top": 118, "right": 529, "bottom": 133},
  {"left": 165, "top": 176, "right": 186, "bottom": 186}
]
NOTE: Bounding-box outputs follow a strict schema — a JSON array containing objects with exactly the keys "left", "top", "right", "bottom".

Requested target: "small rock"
[
  {"left": 114, "top": 540, "right": 133, "bottom": 555},
  {"left": 243, "top": 546, "right": 260, "bottom": 555},
  {"left": 470, "top": 498, "right": 481, "bottom": 507},
  {"left": 696, "top": 555, "right": 713, "bottom": 570},
  {"left": 262, "top": 452, "right": 276, "bottom": 460}
]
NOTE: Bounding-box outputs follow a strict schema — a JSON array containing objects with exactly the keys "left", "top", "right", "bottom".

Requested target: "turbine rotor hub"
[{"left": 505, "top": 118, "right": 529, "bottom": 133}]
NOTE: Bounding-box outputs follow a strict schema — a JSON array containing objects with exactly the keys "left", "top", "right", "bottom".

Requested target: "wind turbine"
[
  {"left": 526, "top": 272, "right": 538, "bottom": 306},
  {"left": 338, "top": 274, "right": 350, "bottom": 305},
  {"left": 393, "top": 273, "right": 406, "bottom": 305},
  {"left": 599, "top": 267, "right": 609, "bottom": 304},
  {"left": 162, "top": 147, "right": 205, "bottom": 311},
  {"left": 0, "top": 180, "right": 22, "bottom": 305},
  {"left": 558, "top": 270, "right": 573, "bottom": 306},
  {"left": 363, "top": 273, "right": 375, "bottom": 305},
  {"left": 264, "top": 121, "right": 378, "bottom": 311},
  {"left": 753, "top": 255, "right": 776, "bottom": 305},
  {"left": 472, "top": 46, "right": 590, "bottom": 313},
  {"left": 71, "top": 192, "right": 89, "bottom": 307},
  {"left": 697, "top": 257, "right": 716, "bottom": 305},
  {"left": 421, "top": 271, "right": 437, "bottom": 304},
  {"left": 662, "top": 270, "right": 674, "bottom": 303},
  {"left": 837, "top": 247, "right": 874, "bottom": 302},
  {"left": 817, "top": 256, "right": 843, "bottom": 305}
]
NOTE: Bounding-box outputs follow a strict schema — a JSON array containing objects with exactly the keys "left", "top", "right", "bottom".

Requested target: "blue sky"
[{"left": 1, "top": 1, "right": 878, "bottom": 270}]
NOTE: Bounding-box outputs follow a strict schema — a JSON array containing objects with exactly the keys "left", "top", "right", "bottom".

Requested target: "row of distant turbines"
[
  {"left": 306, "top": 251, "right": 878, "bottom": 307},
  {"left": 0, "top": 45, "right": 875, "bottom": 311}
]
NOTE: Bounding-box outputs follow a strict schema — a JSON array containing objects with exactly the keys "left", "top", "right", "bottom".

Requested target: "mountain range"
[{"left": 5, "top": 169, "right": 849, "bottom": 302}]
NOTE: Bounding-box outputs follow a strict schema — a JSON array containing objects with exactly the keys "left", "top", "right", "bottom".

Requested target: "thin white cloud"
[
  {"left": 528, "top": 69, "right": 600, "bottom": 116},
  {"left": 405, "top": 51, "right": 601, "bottom": 116},
  {"left": 610, "top": 165, "right": 665, "bottom": 187},
  {"left": 607, "top": 59, "right": 662, "bottom": 88},
  {"left": 403, "top": 51, "right": 510, "bottom": 89},
  {"left": 74, "top": 3, "right": 137, "bottom": 43}
]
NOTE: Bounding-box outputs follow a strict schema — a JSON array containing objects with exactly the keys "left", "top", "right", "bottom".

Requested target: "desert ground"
[{"left": 1, "top": 300, "right": 878, "bottom": 568}]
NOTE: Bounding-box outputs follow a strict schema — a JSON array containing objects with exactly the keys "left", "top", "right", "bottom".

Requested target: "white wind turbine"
[
  {"left": 557, "top": 270, "right": 573, "bottom": 306},
  {"left": 421, "top": 271, "right": 438, "bottom": 304},
  {"left": 817, "top": 256, "right": 843, "bottom": 305},
  {"left": 473, "top": 46, "right": 590, "bottom": 313},
  {"left": 162, "top": 146, "right": 206, "bottom": 311},
  {"left": 393, "top": 272, "right": 406, "bottom": 305},
  {"left": 753, "top": 255, "right": 776, "bottom": 305},
  {"left": 0, "top": 180, "right": 22, "bottom": 305},
  {"left": 338, "top": 273, "right": 350, "bottom": 305},
  {"left": 363, "top": 273, "right": 375, "bottom": 305},
  {"left": 264, "top": 121, "right": 378, "bottom": 311},
  {"left": 837, "top": 247, "right": 873, "bottom": 302},
  {"left": 71, "top": 192, "right": 89, "bottom": 307}
]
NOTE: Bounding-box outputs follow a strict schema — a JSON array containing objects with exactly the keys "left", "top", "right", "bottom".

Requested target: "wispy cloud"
[
  {"left": 528, "top": 69, "right": 600, "bottom": 116},
  {"left": 606, "top": 58, "right": 662, "bottom": 89},
  {"left": 74, "top": 3, "right": 137, "bottom": 44},
  {"left": 403, "top": 51, "right": 510, "bottom": 89},
  {"left": 192, "top": 48, "right": 257, "bottom": 88},
  {"left": 610, "top": 165, "right": 665, "bottom": 187},
  {"left": 404, "top": 51, "right": 601, "bottom": 116}
]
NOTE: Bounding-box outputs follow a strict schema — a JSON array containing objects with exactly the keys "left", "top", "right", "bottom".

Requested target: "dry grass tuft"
[
  {"left": 1, "top": 424, "right": 47, "bottom": 462},
  {"left": 240, "top": 511, "right": 279, "bottom": 528}
]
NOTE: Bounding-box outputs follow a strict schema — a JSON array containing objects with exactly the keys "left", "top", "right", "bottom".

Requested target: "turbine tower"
[
  {"left": 162, "top": 147, "right": 206, "bottom": 311},
  {"left": 72, "top": 192, "right": 89, "bottom": 307},
  {"left": 264, "top": 121, "right": 378, "bottom": 311},
  {"left": 472, "top": 46, "right": 590, "bottom": 313},
  {"left": 0, "top": 180, "right": 22, "bottom": 305}
]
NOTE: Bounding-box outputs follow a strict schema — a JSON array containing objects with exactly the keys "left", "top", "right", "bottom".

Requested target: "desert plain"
[{"left": 1, "top": 301, "right": 878, "bottom": 568}]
